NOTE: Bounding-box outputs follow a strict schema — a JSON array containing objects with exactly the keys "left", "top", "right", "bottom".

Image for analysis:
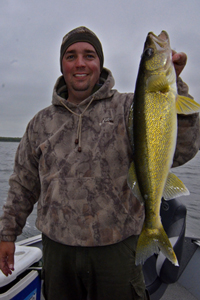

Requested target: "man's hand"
[
  {"left": 172, "top": 50, "right": 187, "bottom": 78},
  {"left": 0, "top": 241, "right": 15, "bottom": 276}
]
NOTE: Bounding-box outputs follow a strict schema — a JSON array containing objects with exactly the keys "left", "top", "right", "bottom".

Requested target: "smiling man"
[
  {"left": 0, "top": 26, "right": 199, "bottom": 300},
  {"left": 62, "top": 42, "right": 101, "bottom": 104}
]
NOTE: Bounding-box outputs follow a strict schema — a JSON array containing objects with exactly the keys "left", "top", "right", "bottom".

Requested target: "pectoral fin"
[
  {"left": 127, "top": 161, "right": 144, "bottom": 204},
  {"left": 176, "top": 95, "right": 200, "bottom": 114},
  {"left": 147, "top": 75, "right": 169, "bottom": 93},
  {"left": 163, "top": 172, "right": 190, "bottom": 200}
]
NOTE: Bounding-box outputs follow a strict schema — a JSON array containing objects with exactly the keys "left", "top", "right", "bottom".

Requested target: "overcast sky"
[{"left": 1, "top": 0, "right": 200, "bottom": 137}]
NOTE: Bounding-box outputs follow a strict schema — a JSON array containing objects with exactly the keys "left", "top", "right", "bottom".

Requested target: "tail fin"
[{"left": 135, "top": 225, "right": 179, "bottom": 266}]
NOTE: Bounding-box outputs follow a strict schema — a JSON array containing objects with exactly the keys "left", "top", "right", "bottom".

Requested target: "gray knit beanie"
[{"left": 60, "top": 26, "right": 104, "bottom": 73}]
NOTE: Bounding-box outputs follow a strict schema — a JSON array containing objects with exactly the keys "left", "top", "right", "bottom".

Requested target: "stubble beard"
[{"left": 71, "top": 82, "right": 90, "bottom": 92}]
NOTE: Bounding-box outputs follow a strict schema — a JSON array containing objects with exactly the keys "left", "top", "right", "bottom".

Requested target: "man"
[{"left": 0, "top": 26, "right": 199, "bottom": 300}]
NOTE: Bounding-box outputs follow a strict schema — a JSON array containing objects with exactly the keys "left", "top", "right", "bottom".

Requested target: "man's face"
[{"left": 62, "top": 42, "right": 101, "bottom": 103}]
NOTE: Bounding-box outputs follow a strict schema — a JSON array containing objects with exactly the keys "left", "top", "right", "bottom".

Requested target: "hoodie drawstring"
[{"left": 59, "top": 97, "right": 95, "bottom": 152}]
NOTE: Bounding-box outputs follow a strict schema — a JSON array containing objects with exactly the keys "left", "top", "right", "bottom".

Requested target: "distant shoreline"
[{"left": 0, "top": 137, "right": 21, "bottom": 142}]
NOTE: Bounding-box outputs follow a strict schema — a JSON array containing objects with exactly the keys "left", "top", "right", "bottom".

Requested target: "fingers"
[
  {"left": 1, "top": 258, "right": 13, "bottom": 276},
  {"left": 0, "top": 242, "right": 15, "bottom": 276},
  {"left": 172, "top": 51, "right": 187, "bottom": 65},
  {"left": 172, "top": 50, "right": 187, "bottom": 78}
]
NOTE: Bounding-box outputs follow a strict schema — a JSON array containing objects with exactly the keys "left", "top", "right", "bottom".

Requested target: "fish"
[{"left": 127, "top": 30, "right": 200, "bottom": 266}]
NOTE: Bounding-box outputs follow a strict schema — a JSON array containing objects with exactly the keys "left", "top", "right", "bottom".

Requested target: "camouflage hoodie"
[{"left": 0, "top": 69, "right": 199, "bottom": 245}]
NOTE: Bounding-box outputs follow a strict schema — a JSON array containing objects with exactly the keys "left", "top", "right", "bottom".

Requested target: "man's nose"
[{"left": 75, "top": 55, "right": 86, "bottom": 67}]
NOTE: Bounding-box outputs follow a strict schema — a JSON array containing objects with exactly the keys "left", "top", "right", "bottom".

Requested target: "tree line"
[{"left": 0, "top": 137, "right": 21, "bottom": 142}]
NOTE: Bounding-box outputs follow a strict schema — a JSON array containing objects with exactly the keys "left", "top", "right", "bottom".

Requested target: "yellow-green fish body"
[{"left": 128, "top": 31, "right": 200, "bottom": 266}]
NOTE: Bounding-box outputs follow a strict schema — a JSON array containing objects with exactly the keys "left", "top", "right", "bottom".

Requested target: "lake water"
[
  {"left": 0, "top": 142, "right": 40, "bottom": 241},
  {"left": 0, "top": 141, "right": 200, "bottom": 241}
]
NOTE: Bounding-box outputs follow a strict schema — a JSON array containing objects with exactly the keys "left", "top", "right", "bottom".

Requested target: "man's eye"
[
  {"left": 87, "top": 54, "right": 94, "bottom": 59},
  {"left": 66, "top": 55, "right": 74, "bottom": 60}
]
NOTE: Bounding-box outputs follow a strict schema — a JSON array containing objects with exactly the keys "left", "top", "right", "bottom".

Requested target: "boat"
[
  {"left": 0, "top": 198, "right": 199, "bottom": 299},
  {"left": 143, "top": 198, "right": 200, "bottom": 300}
]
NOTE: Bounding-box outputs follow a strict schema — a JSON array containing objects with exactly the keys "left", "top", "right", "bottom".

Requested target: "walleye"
[{"left": 128, "top": 31, "right": 200, "bottom": 266}]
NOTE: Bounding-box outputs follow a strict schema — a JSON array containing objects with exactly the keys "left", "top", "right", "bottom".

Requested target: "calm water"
[
  {"left": 0, "top": 142, "right": 40, "bottom": 241},
  {"left": 0, "top": 141, "right": 200, "bottom": 241}
]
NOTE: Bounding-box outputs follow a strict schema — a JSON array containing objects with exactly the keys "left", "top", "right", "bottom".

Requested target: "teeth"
[{"left": 75, "top": 74, "right": 87, "bottom": 77}]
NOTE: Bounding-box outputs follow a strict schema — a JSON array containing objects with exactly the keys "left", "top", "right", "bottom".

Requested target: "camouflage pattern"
[
  {"left": 0, "top": 69, "right": 199, "bottom": 245},
  {"left": 173, "top": 77, "right": 200, "bottom": 166}
]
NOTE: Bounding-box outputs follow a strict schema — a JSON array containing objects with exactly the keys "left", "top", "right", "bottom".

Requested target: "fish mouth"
[
  {"left": 144, "top": 30, "right": 169, "bottom": 51},
  {"left": 157, "top": 31, "right": 169, "bottom": 41}
]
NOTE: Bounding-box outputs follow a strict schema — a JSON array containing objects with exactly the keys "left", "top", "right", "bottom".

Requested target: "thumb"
[{"left": 7, "top": 253, "right": 15, "bottom": 271}]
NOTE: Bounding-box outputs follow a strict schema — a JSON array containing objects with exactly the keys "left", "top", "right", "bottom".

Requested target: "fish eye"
[{"left": 144, "top": 48, "right": 154, "bottom": 58}]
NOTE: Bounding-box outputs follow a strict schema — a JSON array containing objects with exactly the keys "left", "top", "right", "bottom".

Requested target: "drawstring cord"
[{"left": 59, "top": 97, "right": 95, "bottom": 152}]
